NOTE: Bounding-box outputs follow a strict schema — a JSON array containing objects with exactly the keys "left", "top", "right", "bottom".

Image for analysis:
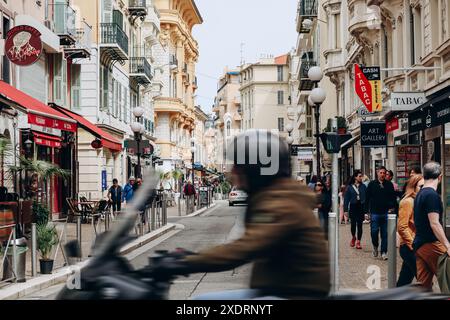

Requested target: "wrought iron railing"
[
  {"left": 129, "top": 0, "right": 147, "bottom": 8},
  {"left": 74, "top": 20, "right": 92, "bottom": 53},
  {"left": 130, "top": 57, "right": 152, "bottom": 79},
  {"left": 99, "top": 23, "right": 129, "bottom": 55},
  {"left": 300, "top": 59, "right": 317, "bottom": 78},
  {"left": 298, "top": 0, "right": 318, "bottom": 16}
]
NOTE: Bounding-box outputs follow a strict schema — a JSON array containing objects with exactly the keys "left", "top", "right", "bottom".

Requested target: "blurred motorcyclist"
[{"left": 157, "top": 130, "right": 330, "bottom": 299}]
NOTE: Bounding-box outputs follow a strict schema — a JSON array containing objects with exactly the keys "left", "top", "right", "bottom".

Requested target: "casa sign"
[
  {"left": 5, "top": 25, "right": 42, "bottom": 66},
  {"left": 391, "top": 92, "right": 426, "bottom": 111},
  {"left": 354, "top": 64, "right": 382, "bottom": 113}
]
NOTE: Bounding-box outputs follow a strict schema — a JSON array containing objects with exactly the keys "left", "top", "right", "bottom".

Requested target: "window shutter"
[
  {"left": 54, "top": 54, "right": 63, "bottom": 104},
  {"left": 113, "top": 10, "right": 123, "bottom": 29},
  {"left": 103, "top": 0, "right": 113, "bottom": 23},
  {"left": 71, "top": 64, "right": 81, "bottom": 109}
]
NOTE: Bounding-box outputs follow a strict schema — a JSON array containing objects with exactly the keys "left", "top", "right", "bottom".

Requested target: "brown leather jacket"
[
  {"left": 185, "top": 178, "right": 330, "bottom": 298},
  {"left": 397, "top": 196, "right": 416, "bottom": 249}
]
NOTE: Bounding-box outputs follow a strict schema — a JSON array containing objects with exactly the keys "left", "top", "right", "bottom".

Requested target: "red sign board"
[
  {"left": 34, "top": 136, "right": 61, "bottom": 148},
  {"left": 28, "top": 113, "right": 77, "bottom": 132},
  {"left": 386, "top": 118, "right": 399, "bottom": 133},
  {"left": 5, "top": 25, "right": 43, "bottom": 66},
  {"left": 354, "top": 64, "right": 382, "bottom": 113},
  {"left": 91, "top": 139, "right": 103, "bottom": 149}
]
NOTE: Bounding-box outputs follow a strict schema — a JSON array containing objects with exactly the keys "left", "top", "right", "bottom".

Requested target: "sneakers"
[
  {"left": 350, "top": 236, "right": 356, "bottom": 247},
  {"left": 381, "top": 253, "right": 388, "bottom": 260},
  {"left": 356, "top": 240, "right": 362, "bottom": 249},
  {"left": 372, "top": 247, "right": 378, "bottom": 257}
]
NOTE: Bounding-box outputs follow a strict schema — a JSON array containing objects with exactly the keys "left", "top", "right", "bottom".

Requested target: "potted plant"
[
  {"left": 33, "top": 201, "right": 50, "bottom": 226},
  {"left": 36, "top": 223, "right": 58, "bottom": 274}
]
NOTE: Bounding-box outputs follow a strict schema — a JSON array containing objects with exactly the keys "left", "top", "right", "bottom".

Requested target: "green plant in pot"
[{"left": 36, "top": 223, "right": 58, "bottom": 274}]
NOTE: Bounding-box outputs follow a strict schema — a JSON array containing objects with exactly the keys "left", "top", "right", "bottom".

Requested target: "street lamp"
[
  {"left": 190, "top": 137, "right": 196, "bottom": 184},
  {"left": 308, "top": 66, "right": 326, "bottom": 179},
  {"left": 285, "top": 123, "right": 294, "bottom": 177},
  {"left": 131, "top": 106, "right": 145, "bottom": 179}
]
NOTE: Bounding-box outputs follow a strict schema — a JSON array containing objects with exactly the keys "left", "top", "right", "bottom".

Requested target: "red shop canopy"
[
  {"left": 0, "top": 80, "right": 77, "bottom": 132},
  {"left": 54, "top": 106, "right": 122, "bottom": 152},
  {"left": 33, "top": 131, "right": 62, "bottom": 149}
]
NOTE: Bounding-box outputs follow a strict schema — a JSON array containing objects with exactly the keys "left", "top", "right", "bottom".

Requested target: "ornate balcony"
[
  {"left": 63, "top": 20, "right": 91, "bottom": 60},
  {"left": 296, "top": 0, "right": 318, "bottom": 33},
  {"left": 99, "top": 23, "right": 129, "bottom": 64},
  {"left": 298, "top": 59, "right": 317, "bottom": 91},
  {"left": 128, "top": 0, "right": 148, "bottom": 23},
  {"left": 130, "top": 57, "right": 153, "bottom": 85}
]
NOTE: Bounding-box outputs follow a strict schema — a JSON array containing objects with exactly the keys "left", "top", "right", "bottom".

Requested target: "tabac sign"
[
  {"left": 5, "top": 25, "right": 42, "bottom": 66},
  {"left": 354, "top": 64, "right": 382, "bottom": 113}
]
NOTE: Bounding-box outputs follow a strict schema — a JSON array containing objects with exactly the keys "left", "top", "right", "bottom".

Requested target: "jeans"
[
  {"left": 112, "top": 201, "right": 121, "bottom": 212},
  {"left": 370, "top": 213, "right": 388, "bottom": 254},
  {"left": 396, "top": 244, "right": 416, "bottom": 287},
  {"left": 192, "top": 289, "right": 284, "bottom": 300}
]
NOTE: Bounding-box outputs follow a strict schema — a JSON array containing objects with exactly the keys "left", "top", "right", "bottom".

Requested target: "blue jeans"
[
  {"left": 370, "top": 213, "right": 388, "bottom": 254},
  {"left": 192, "top": 289, "right": 285, "bottom": 300}
]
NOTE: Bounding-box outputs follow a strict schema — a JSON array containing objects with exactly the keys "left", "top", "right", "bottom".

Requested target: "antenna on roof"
[{"left": 240, "top": 42, "right": 245, "bottom": 66}]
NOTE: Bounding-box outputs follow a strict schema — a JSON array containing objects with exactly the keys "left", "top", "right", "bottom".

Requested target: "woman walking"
[
  {"left": 396, "top": 174, "right": 424, "bottom": 287},
  {"left": 344, "top": 170, "right": 367, "bottom": 249},
  {"left": 315, "top": 180, "right": 331, "bottom": 239}
]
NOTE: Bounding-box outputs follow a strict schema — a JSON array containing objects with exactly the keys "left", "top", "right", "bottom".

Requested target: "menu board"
[{"left": 396, "top": 146, "right": 421, "bottom": 189}]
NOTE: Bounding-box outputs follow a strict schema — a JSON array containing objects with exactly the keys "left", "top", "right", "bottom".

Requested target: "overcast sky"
[{"left": 192, "top": 0, "right": 298, "bottom": 114}]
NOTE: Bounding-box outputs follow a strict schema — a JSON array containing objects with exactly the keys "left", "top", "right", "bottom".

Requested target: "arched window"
[{"left": 226, "top": 120, "right": 231, "bottom": 137}]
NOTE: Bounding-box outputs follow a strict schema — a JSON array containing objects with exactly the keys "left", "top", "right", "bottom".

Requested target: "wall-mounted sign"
[
  {"left": 391, "top": 92, "right": 426, "bottom": 111},
  {"left": 91, "top": 139, "right": 103, "bottom": 149},
  {"left": 386, "top": 118, "right": 399, "bottom": 133},
  {"left": 408, "top": 100, "right": 450, "bottom": 134},
  {"left": 361, "top": 121, "right": 387, "bottom": 148},
  {"left": 357, "top": 105, "right": 377, "bottom": 117},
  {"left": 354, "top": 65, "right": 382, "bottom": 113},
  {"left": 101, "top": 170, "right": 107, "bottom": 191},
  {"left": 5, "top": 25, "right": 42, "bottom": 66}
]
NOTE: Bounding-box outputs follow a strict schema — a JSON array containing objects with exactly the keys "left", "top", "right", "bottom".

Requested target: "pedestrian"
[
  {"left": 315, "top": 180, "right": 331, "bottom": 239},
  {"left": 396, "top": 174, "right": 424, "bottom": 287},
  {"left": 386, "top": 170, "right": 399, "bottom": 192},
  {"left": 122, "top": 176, "right": 135, "bottom": 203},
  {"left": 184, "top": 180, "right": 196, "bottom": 212},
  {"left": 151, "top": 130, "right": 330, "bottom": 299},
  {"left": 107, "top": 178, "right": 123, "bottom": 213},
  {"left": 339, "top": 185, "right": 348, "bottom": 224},
  {"left": 365, "top": 166, "right": 397, "bottom": 260},
  {"left": 413, "top": 162, "right": 450, "bottom": 291},
  {"left": 402, "top": 165, "right": 423, "bottom": 197},
  {"left": 344, "top": 170, "right": 367, "bottom": 250}
]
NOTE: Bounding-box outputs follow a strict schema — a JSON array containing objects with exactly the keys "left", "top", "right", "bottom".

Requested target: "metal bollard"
[
  {"left": 151, "top": 199, "right": 156, "bottom": 231},
  {"left": 178, "top": 193, "right": 181, "bottom": 216},
  {"left": 12, "top": 227, "right": 17, "bottom": 282},
  {"left": 31, "top": 223, "right": 37, "bottom": 277},
  {"left": 328, "top": 212, "right": 337, "bottom": 294},
  {"left": 76, "top": 216, "right": 82, "bottom": 260},
  {"left": 162, "top": 193, "right": 167, "bottom": 225},
  {"left": 387, "top": 214, "right": 397, "bottom": 288}
]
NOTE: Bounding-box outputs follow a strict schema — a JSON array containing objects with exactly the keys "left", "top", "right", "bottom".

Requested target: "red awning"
[
  {"left": 53, "top": 106, "right": 123, "bottom": 152},
  {"left": 0, "top": 80, "right": 77, "bottom": 132},
  {"left": 32, "top": 131, "right": 62, "bottom": 149}
]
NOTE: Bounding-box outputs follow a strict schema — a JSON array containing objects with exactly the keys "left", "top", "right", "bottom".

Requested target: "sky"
[{"left": 192, "top": 0, "right": 298, "bottom": 114}]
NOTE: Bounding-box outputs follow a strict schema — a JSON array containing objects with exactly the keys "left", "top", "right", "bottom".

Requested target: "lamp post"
[
  {"left": 285, "top": 123, "right": 294, "bottom": 177},
  {"left": 190, "top": 137, "right": 196, "bottom": 184},
  {"left": 308, "top": 66, "right": 326, "bottom": 179},
  {"left": 131, "top": 106, "right": 145, "bottom": 179}
]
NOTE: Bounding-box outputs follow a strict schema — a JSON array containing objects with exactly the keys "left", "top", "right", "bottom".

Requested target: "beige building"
[
  {"left": 193, "top": 106, "right": 209, "bottom": 167},
  {"left": 212, "top": 69, "right": 241, "bottom": 172},
  {"left": 240, "top": 55, "right": 291, "bottom": 135},
  {"left": 152, "top": 0, "right": 203, "bottom": 176}
]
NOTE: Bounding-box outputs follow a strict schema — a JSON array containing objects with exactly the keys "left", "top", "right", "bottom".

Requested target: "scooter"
[{"left": 56, "top": 171, "right": 450, "bottom": 300}]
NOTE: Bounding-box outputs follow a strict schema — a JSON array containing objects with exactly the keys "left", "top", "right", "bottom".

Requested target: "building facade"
[{"left": 152, "top": 0, "right": 203, "bottom": 177}]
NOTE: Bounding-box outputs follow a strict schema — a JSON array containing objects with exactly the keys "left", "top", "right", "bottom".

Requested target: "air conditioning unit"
[{"left": 44, "top": 19, "right": 54, "bottom": 32}]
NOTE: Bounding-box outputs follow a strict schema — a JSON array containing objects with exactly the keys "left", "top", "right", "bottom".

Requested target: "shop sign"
[
  {"left": 361, "top": 121, "right": 387, "bottom": 148},
  {"left": 102, "top": 170, "right": 107, "bottom": 191},
  {"left": 30, "top": 124, "right": 62, "bottom": 137},
  {"left": 28, "top": 113, "right": 76, "bottom": 132},
  {"left": 354, "top": 65, "right": 382, "bottom": 113},
  {"left": 296, "top": 147, "right": 315, "bottom": 161},
  {"left": 386, "top": 118, "right": 399, "bottom": 133},
  {"left": 91, "top": 139, "right": 103, "bottom": 149},
  {"left": 408, "top": 101, "right": 450, "bottom": 134},
  {"left": 357, "top": 105, "right": 377, "bottom": 117},
  {"left": 391, "top": 92, "right": 426, "bottom": 111},
  {"left": 34, "top": 136, "right": 61, "bottom": 148},
  {"left": 393, "top": 118, "right": 408, "bottom": 138},
  {"left": 396, "top": 145, "right": 421, "bottom": 189},
  {"left": 5, "top": 25, "right": 42, "bottom": 66}
]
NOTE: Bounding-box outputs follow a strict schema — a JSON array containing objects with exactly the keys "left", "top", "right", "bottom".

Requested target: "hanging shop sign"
[
  {"left": 354, "top": 64, "right": 382, "bottom": 113},
  {"left": 386, "top": 117, "right": 399, "bottom": 133},
  {"left": 408, "top": 100, "right": 450, "bottom": 134},
  {"left": 5, "top": 25, "right": 42, "bottom": 66},
  {"left": 361, "top": 121, "right": 387, "bottom": 148},
  {"left": 91, "top": 139, "right": 103, "bottom": 149},
  {"left": 357, "top": 105, "right": 377, "bottom": 117},
  {"left": 391, "top": 92, "right": 426, "bottom": 111},
  {"left": 102, "top": 170, "right": 107, "bottom": 191}
]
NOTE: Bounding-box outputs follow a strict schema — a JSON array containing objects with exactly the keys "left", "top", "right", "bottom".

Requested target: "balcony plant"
[
  {"left": 324, "top": 117, "right": 348, "bottom": 134},
  {"left": 36, "top": 223, "right": 58, "bottom": 274}
]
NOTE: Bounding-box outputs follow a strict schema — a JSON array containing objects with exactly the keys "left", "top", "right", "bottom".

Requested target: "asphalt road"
[{"left": 20, "top": 201, "right": 249, "bottom": 300}]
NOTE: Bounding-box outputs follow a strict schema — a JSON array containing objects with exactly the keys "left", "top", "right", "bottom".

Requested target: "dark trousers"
[
  {"left": 319, "top": 210, "right": 329, "bottom": 239},
  {"left": 370, "top": 213, "right": 388, "bottom": 253},
  {"left": 349, "top": 203, "right": 364, "bottom": 240},
  {"left": 396, "top": 244, "right": 417, "bottom": 287},
  {"left": 112, "top": 201, "right": 121, "bottom": 212}
]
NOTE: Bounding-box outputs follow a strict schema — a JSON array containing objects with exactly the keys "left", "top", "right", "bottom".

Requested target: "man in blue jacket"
[
  {"left": 122, "top": 176, "right": 135, "bottom": 203},
  {"left": 344, "top": 170, "right": 367, "bottom": 249}
]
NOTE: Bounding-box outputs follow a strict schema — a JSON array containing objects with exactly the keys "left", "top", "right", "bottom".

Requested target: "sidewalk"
[{"left": 0, "top": 200, "right": 216, "bottom": 300}]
